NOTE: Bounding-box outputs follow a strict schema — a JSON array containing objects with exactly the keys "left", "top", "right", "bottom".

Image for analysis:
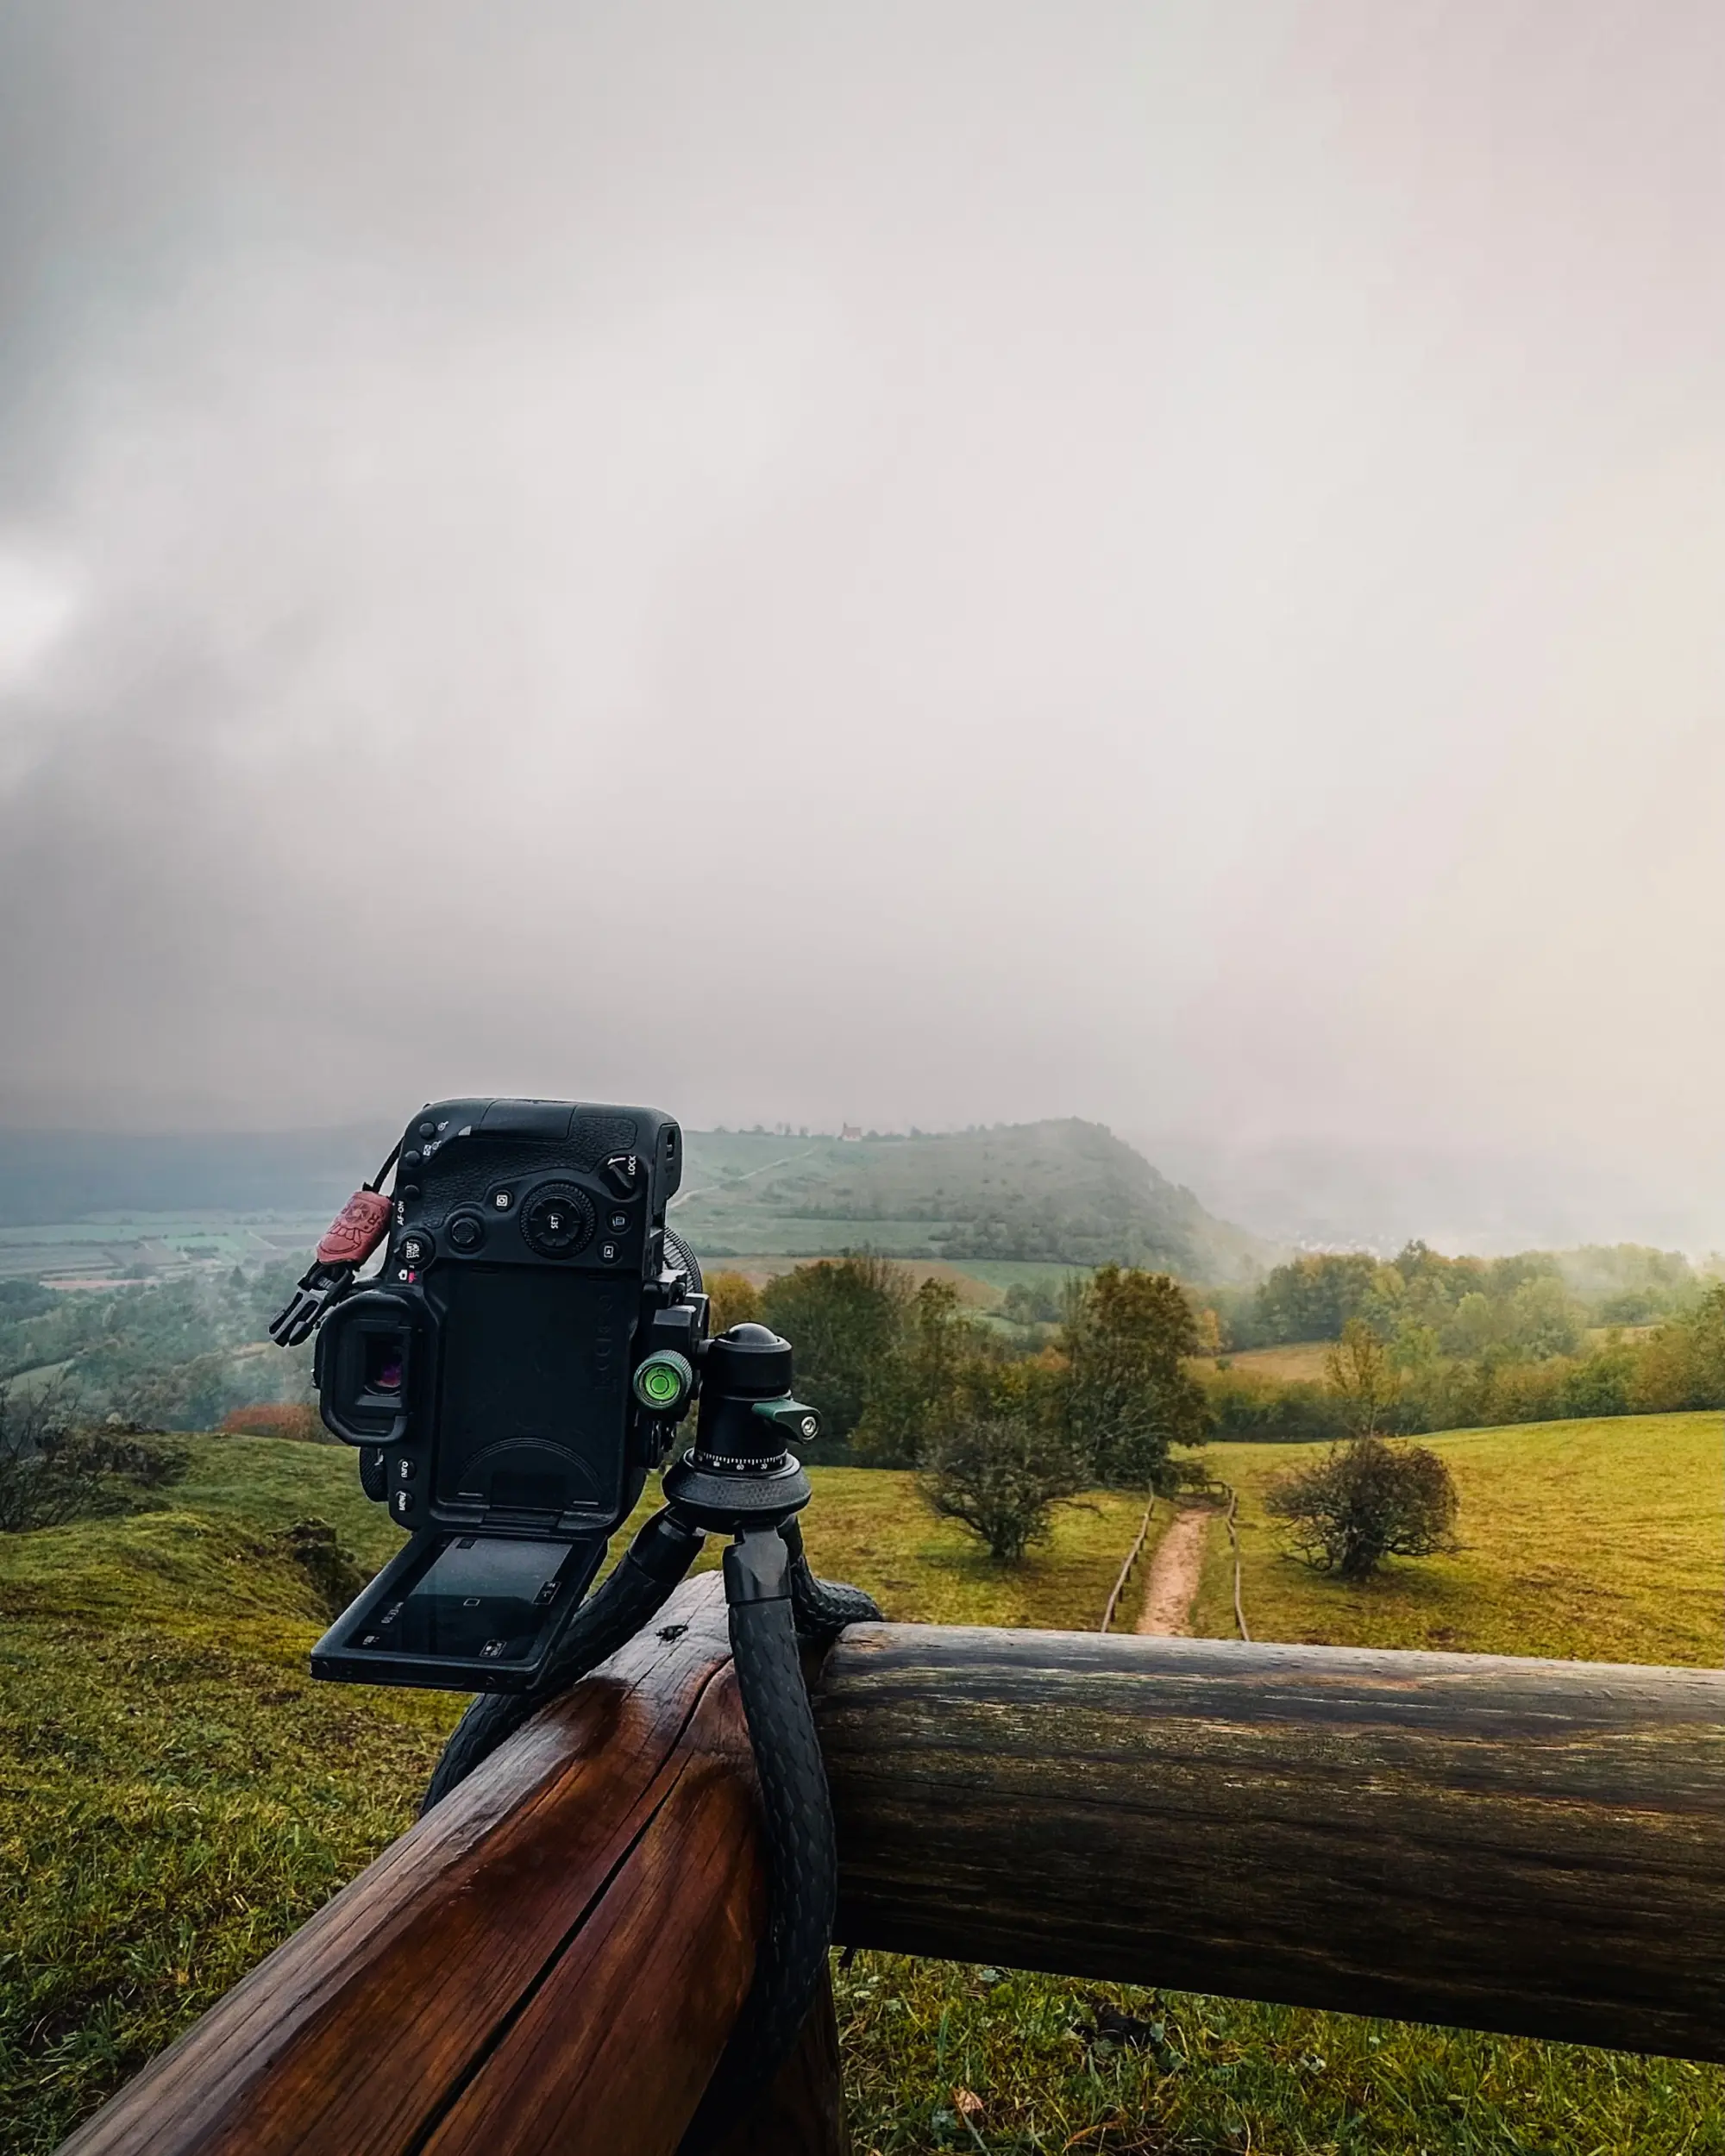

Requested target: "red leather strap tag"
[{"left": 316, "top": 1188, "right": 393, "bottom": 1268}]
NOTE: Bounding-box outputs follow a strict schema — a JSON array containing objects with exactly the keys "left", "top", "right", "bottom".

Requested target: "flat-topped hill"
[{"left": 674, "top": 1119, "right": 1269, "bottom": 1282}]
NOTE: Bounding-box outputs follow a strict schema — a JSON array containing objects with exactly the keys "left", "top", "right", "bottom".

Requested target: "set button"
[{"left": 522, "top": 1185, "right": 595, "bottom": 1257}]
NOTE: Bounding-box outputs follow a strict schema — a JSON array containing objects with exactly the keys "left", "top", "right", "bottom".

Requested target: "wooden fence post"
[{"left": 58, "top": 1575, "right": 845, "bottom": 2156}]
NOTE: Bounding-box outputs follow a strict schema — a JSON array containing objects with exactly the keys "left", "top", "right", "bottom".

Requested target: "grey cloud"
[{"left": 3, "top": 1, "right": 1725, "bottom": 1247}]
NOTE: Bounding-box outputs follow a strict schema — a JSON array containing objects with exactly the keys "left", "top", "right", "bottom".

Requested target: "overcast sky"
[{"left": 3, "top": 3, "right": 1723, "bottom": 1243}]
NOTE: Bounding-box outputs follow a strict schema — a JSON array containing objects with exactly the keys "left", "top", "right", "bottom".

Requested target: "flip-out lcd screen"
[{"left": 311, "top": 1530, "right": 605, "bottom": 1691}]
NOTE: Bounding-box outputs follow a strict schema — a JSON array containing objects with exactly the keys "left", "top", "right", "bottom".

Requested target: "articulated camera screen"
[
  {"left": 435, "top": 1266, "right": 634, "bottom": 1524},
  {"left": 352, "top": 1534, "right": 591, "bottom": 1664}
]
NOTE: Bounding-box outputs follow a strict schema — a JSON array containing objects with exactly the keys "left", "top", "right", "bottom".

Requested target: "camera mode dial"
[{"left": 521, "top": 1183, "right": 596, "bottom": 1258}]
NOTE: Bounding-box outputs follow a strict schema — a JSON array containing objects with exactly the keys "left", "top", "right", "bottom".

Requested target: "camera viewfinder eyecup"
[{"left": 314, "top": 1289, "right": 420, "bottom": 1447}]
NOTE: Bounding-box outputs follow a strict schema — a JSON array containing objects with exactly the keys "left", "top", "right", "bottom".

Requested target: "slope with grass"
[
  {"left": 0, "top": 1437, "right": 1150, "bottom": 2152},
  {"left": 1189, "top": 1410, "right": 1724, "bottom": 1664},
  {"left": 3, "top": 1418, "right": 1722, "bottom": 2156},
  {"left": 838, "top": 1408, "right": 1725, "bottom": 2153}
]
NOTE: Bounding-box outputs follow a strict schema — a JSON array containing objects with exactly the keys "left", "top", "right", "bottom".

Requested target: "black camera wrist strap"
[{"left": 421, "top": 1498, "right": 880, "bottom": 2140}]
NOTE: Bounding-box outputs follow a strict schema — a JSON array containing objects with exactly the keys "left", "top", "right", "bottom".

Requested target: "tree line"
[
  {"left": 1222, "top": 1241, "right": 1707, "bottom": 1352},
  {"left": 1201, "top": 1244, "right": 1725, "bottom": 1440},
  {"left": 0, "top": 1268, "right": 315, "bottom": 1432},
  {"left": 713, "top": 1259, "right": 1209, "bottom": 1559}
]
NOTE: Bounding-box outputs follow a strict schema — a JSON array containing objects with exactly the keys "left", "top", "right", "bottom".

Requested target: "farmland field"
[
  {"left": 1, "top": 1419, "right": 1721, "bottom": 2153},
  {"left": 1214, "top": 1338, "right": 1334, "bottom": 1382}
]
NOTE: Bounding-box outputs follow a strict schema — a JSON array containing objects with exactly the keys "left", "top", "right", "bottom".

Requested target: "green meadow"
[
  {"left": 1, "top": 1418, "right": 1721, "bottom": 2153},
  {"left": 1189, "top": 1410, "right": 1723, "bottom": 1665}
]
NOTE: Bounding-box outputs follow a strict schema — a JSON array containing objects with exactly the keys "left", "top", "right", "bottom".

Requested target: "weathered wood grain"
[
  {"left": 818, "top": 1625, "right": 1725, "bottom": 2061},
  {"left": 698, "top": 1971, "right": 852, "bottom": 2156},
  {"left": 59, "top": 1576, "right": 800, "bottom": 2156}
]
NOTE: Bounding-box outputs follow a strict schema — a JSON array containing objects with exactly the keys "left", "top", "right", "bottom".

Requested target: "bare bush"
[
  {"left": 0, "top": 1380, "right": 190, "bottom": 1532},
  {"left": 47, "top": 1421, "right": 191, "bottom": 1489},
  {"left": 1264, "top": 1436, "right": 1459, "bottom": 1580}
]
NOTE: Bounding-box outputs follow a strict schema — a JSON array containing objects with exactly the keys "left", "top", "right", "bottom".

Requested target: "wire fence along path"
[
  {"left": 1099, "top": 1496, "right": 1157, "bottom": 1633},
  {"left": 1222, "top": 1482, "right": 1251, "bottom": 1643},
  {"left": 1102, "top": 1482, "right": 1250, "bottom": 1641}
]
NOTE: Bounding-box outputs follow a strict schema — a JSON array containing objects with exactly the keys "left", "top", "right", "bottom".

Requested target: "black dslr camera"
[
  {"left": 274, "top": 1096, "right": 806, "bottom": 1692},
  {"left": 272, "top": 1094, "right": 874, "bottom": 2118}
]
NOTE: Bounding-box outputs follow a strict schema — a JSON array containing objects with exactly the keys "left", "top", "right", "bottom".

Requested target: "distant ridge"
[
  {"left": 674, "top": 1119, "right": 1272, "bottom": 1282},
  {"left": 0, "top": 1127, "right": 393, "bottom": 1226}
]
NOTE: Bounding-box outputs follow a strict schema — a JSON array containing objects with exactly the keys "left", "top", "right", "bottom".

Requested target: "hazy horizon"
[{"left": 5, "top": 3, "right": 1725, "bottom": 1250}]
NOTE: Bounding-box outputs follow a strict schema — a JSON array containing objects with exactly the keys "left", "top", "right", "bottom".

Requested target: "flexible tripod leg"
[
  {"left": 420, "top": 1505, "right": 706, "bottom": 1814},
  {"left": 682, "top": 1522, "right": 838, "bottom": 2147},
  {"left": 782, "top": 1515, "right": 883, "bottom": 1638},
  {"left": 419, "top": 1497, "right": 875, "bottom": 2134}
]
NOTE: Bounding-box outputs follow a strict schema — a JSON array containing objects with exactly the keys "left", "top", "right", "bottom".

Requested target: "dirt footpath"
[{"left": 1135, "top": 1504, "right": 1212, "bottom": 1635}]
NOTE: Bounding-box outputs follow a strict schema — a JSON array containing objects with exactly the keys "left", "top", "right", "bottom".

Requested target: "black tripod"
[{"left": 421, "top": 1320, "right": 880, "bottom": 2139}]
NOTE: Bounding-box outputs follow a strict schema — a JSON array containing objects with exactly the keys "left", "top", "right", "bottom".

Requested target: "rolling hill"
[{"left": 673, "top": 1119, "right": 1270, "bottom": 1282}]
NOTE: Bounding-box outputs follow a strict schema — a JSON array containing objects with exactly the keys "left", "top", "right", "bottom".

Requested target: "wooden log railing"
[{"left": 60, "top": 1575, "right": 1725, "bottom": 2156}]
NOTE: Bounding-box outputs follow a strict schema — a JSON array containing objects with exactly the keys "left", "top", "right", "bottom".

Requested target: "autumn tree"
[
  {"left": 1057, "top": 1264, "right": 1211, "bottom": 1489},
  {"left": 759, "top": 1257, "right": 913, "bottom": 1442},
  {"left": 1324, "top": 1318, "right": 1401, "bottom": 1437},
  {"left": 853, "top": 1277, "right": 983, "bottom": 1466},
  {"left": 703, "top": 1270, "right": 763, "bottom": 1337}
]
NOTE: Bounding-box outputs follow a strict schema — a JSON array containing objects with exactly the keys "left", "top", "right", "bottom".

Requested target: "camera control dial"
[{"left": 520, "top": 1183, "right": 596, "bottom": 1258}]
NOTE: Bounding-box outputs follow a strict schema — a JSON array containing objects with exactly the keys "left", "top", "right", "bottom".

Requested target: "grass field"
[
  {"left": 1213, "top": 1340, "right": 1335, "bottom": 1382},
  {"left": 2, "top": 1420, "right": 1722, "bottom": 2153},
  {"left": 1189, "top": 1411, "right": 1724, "bottom": 1665}
]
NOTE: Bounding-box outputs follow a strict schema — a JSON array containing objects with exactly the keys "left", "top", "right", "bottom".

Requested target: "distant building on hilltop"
[{"left": 840, "top": 1124, "right": 862, "bottom": 1142}]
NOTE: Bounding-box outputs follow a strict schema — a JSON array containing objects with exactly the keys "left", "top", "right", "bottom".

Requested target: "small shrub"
[
  {"left": 0, "top": 1376, "right": 97, "bottom": 1532},
  {"left": 0, "top": 1389, "right": 189, "bottom": 1532},
  {"left": 47, "top": 1423, "right": 191, "bottom": 1489},
  {"left": 1264, "top": 1436, "right": 1459, "bottom": 1580},
  {"left": 919, "top": 1366, "right": 1083, "bottom": 1563}
]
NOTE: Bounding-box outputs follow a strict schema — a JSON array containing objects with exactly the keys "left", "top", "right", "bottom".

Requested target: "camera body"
[{"left": 309, "top": 1097, "right": 709, "bottom": 1689}]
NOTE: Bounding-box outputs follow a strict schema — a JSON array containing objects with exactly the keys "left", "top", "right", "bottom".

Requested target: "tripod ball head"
[{"left": 659, "top": 1322, "right": 821, "bottom": 1533}]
